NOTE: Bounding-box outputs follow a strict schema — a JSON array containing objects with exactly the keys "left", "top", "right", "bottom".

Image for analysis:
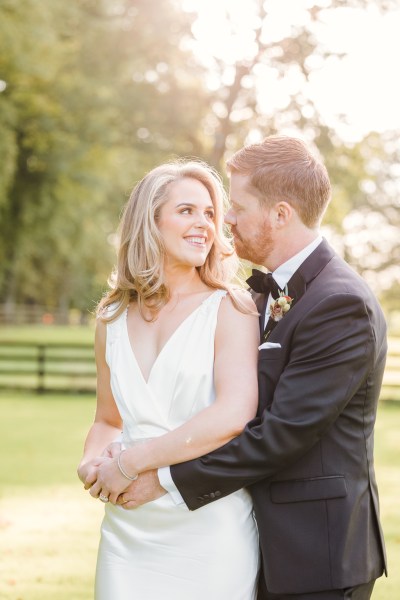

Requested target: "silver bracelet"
[{"left": 117, "top": 449, "right": 138, "bottom": 481}]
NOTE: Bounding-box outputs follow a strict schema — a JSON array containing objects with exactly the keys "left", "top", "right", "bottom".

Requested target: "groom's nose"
[{"left": 224, "top": 208, "right": 236, "bottom": 225}]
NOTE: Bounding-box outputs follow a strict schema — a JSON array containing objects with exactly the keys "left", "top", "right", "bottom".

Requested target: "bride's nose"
[{"left": 194, "top": 212, "right": 210, "bottom": 229}]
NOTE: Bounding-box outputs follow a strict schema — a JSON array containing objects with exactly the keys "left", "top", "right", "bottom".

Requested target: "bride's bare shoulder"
[
  {"left": 216, "top": 287, "right": 258, "bottom": 330},
  {"left": 223, "top": 286, "right": 258, "bottom": 315},
  {"left": 215, "top": 288, "right": 259, "bottom": 348}
]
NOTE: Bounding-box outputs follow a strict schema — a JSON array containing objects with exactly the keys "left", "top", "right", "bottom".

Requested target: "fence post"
[{"left": 37, "top": 345, "right": 45, "bottom": 393}]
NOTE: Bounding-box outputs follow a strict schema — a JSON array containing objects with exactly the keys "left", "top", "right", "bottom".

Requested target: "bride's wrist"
[{"left": 117, "top": 448, "right": 139, "bottom": 481}]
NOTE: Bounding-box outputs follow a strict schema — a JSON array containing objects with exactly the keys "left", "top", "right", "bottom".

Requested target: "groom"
[{"left": 119, "top": 136, "right": 387, "bottom": 599}]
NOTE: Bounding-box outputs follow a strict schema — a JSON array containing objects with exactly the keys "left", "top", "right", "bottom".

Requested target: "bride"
[{"left": 77, "top": 160, "right": 260, "bottom": 599}]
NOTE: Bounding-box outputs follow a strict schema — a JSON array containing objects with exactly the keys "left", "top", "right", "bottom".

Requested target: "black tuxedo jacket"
[{"left": 171, "top": 240, "right": 387, "bottom": 595}]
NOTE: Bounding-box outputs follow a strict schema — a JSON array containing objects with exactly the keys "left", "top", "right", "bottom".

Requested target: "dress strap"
[
  {"left": 197, "top": 289, "right": 228, "bottom": 320},
  {"left": 203, "top": 289, "right": 228, "bottom": 305},
  {"left": 105, "top": 304, "right": 127, "bottom": 365}
]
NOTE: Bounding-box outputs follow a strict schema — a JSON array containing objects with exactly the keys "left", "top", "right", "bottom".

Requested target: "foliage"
[
  {"left": 181, "top": 0, "right": 400, "bottom": 298},
  {"left": 188, "top": 0, "right": 390, "bottom": 169},
  {"left": 316, "top": 127, "right": 400, "bottom": 299},
  {"left": 0, "top": 0, "right": 207, "bottom": 314},
  {"left": 0, "top": 0, "right": 399, "bottom": 315}
]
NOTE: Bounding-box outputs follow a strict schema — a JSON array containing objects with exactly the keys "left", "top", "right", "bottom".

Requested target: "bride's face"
[{"left": 157, "top": 177, "right": 216, "bottom": 269}]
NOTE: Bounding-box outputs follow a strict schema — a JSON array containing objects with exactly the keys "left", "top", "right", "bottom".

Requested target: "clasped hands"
[{"left": 78, "top": 442, "right": 166, "bottom": 509}]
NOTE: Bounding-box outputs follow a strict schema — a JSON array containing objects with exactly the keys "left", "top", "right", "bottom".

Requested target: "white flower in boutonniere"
[{"left": 269, "top": 286, "right": 293, "bottom": 322}]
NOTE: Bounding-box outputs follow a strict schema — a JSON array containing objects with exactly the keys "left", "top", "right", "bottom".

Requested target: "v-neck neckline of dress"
[{"left": 124, "top": 290, "right": 221, "bottom": 385}]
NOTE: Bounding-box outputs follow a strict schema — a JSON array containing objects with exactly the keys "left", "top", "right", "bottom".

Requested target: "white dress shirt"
[{"left": 159, "top": 235, "right": 324, "bottom": 504}]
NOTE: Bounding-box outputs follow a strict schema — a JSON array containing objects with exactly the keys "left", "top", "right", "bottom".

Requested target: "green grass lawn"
[
  {"left": 373, "top": 402, "right": 400, "bottom": 600},
  {"left": 0, "top": 391, "right": 399, "bottom": 599},
  {"left": 0, "top": 391, "right": 101, "bottom": 600},
  {"left": 0, "top": 324, "right": 95, "bottom": 345}
]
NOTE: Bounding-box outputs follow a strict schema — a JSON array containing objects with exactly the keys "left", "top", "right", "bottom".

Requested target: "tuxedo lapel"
[
  {"left": 263, "top": 239, "right": 336, "bottom": 340},
  {"left": 289, "top": 238, "right": 336, "bottom": 299},
  {"left": 251, "top": 239, "right": 336, "bottom": 341}
]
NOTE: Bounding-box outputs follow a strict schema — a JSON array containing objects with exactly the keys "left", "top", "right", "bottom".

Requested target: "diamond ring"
[{"left": 99, "top": 493, "right": 109, "bottom": 503}]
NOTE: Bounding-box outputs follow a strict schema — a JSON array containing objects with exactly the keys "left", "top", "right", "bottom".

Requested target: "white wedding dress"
[{"left": 95, "top": 290, "right": 259, "bottom": 600}]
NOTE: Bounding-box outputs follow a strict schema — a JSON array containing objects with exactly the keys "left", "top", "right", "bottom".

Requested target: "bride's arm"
[
  {"left": 77, "top": 320, "right": 123, "bottom": 486},
  {"left": 121, "top": 292, "right": 259, "bottom": 475}
]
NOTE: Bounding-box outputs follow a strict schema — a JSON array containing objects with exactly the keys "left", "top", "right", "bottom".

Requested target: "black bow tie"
[{"left": 246, "top": 269, "right": 282, "bottom": 297}]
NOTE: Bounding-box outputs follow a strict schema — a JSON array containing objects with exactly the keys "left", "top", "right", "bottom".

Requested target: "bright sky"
[{"left": 183, "top": 0, "right": 400, "bottom": 143}]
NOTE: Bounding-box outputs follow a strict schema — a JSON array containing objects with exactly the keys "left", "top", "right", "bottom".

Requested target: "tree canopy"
[{"left": 0, "top": 0, "right": 398, "bottom": 318}]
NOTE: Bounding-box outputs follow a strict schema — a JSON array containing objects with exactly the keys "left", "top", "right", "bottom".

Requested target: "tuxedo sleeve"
[{"left": 170, "top": 292, "right": 385, "bottom": 510}]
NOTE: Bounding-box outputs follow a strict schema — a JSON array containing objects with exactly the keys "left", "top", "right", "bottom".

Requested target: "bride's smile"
[{"left": 156, "top": 177, "right": 216, "bottom": 268}]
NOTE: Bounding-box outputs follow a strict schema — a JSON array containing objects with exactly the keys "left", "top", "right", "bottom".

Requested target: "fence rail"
[
  {"left": 0, "top": 338, "right": 399, "bottom": 397},
  {"left": 0, "top": 341, "right": 96, "bottom": 393},
  {"left": 0, "top": 304, "right": 91, "bottom": 326}
]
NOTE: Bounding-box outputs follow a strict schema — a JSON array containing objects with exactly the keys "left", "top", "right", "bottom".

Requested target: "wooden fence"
[
  {"left": 381, "top": 337, "right": 400, "bottom": 401},
  {"left": 0, "top": 341, "right": 96, "bottom": 393},
  {"left": 0, "top": 304, "right": 91, "bottom": 326},
  {"left": 0, "top": 338, "right": 398, "bottom": 397}
]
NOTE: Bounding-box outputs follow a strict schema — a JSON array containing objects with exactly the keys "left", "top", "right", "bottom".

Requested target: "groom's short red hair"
[{"left": 226, "top": 135, "right": 331, "bottom": 228}]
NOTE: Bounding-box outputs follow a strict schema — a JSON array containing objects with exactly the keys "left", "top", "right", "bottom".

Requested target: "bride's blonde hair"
[{"left": 98, "top": 160, "right": 242, "bottom": 321}]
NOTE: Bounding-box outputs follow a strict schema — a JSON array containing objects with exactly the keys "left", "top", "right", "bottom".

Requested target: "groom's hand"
[{"left": 116, "top": 469, "right": 166, "bottom": 509}]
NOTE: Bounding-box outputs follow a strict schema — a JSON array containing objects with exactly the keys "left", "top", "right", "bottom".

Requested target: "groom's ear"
[{"left": 273, "top": 201, "right": 293, "bottom": 228}]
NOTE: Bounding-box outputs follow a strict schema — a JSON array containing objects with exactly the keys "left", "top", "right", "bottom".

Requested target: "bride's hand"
[
  {"left": 77, "top": 456, "right": 110, "bottom": 488},
  {"left": 88, "top": 457, "right": 133, "bottom": 504}
]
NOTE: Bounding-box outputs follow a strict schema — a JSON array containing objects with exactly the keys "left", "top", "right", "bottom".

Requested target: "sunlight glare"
[
  {"left": 308, "top": 6, "right": 400, "bottom": 140},
  {"left": 182, "top": 0, "right": 400, "bottom": 141},
  {"left": 185, "top": 0, "right": 262, "bottom": 64}
]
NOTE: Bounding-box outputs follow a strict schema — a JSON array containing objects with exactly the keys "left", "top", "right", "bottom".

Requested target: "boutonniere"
[{"left": 269, "top": 286, "right": 293, "bottom": 322}]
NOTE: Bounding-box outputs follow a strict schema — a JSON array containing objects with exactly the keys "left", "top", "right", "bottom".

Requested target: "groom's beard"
[{"left": 231, "top": 220, "right": 274, "bottom": 265}]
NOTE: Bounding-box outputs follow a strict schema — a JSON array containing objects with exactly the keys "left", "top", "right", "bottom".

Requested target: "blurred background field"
[{"left": 0, "top": 389, "right": 398, "bottom": 600}]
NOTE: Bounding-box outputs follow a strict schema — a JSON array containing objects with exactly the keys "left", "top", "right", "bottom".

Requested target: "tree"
[
  {"left": 0, "top": 0, "right": 209, "bottom": 317},
  {"left": 185, "top": 0, "right": 400, "bottom": 305},
  {"left": 1, "top": 0, "right": 399, "bottom": 319},
  {"left": 185, "top": 0, "right": 396, "bottom": 170}
]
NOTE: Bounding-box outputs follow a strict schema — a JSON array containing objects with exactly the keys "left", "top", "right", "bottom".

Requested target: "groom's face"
[{"left": 225, "top": 172, "right": 276, "bottom": 265}]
